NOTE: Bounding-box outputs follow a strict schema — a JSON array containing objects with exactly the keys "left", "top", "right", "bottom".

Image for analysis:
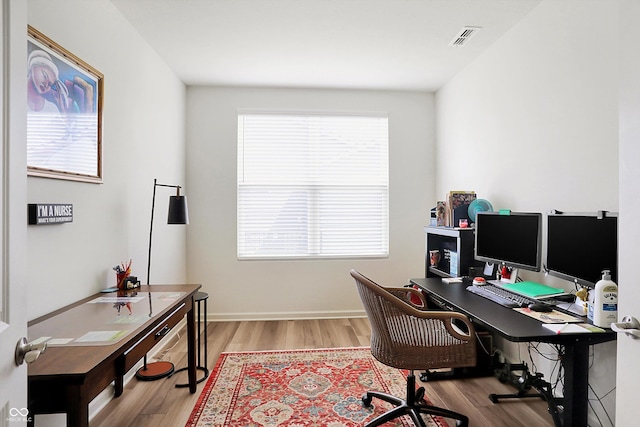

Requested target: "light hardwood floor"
[{"left": 91, "top": 319, "right": 554, "bottom": 427}]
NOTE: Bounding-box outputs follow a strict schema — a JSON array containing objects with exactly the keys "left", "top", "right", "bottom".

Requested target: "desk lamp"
[{"left": 135, "top": 178, "right": 189, "bottom": 381}]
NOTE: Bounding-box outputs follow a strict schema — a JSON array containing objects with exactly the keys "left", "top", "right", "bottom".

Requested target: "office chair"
[{"left": 351, "top": 270, "right": 476, "bottom": 427}]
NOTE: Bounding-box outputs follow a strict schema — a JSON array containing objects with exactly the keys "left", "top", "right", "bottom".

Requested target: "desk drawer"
[{"left": 120, "top": 302, "right": 187, "bottom": 373}]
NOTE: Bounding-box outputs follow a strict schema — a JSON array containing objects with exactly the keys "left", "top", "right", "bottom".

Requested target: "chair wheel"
[
  {"left": 419, "top": 372, "right": 429, "bottom": 382},
  {"left": 362, "top": 393, "right": 373, "bottom": 407},
  {"left": 415, "top": 387, "right": 425, "bottom": 403},
  {"left": 489, "top": 394, "right": 499, "bottom": 404}
]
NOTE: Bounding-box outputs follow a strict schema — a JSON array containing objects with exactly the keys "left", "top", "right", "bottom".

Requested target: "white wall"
[
  {"left": 437, "top": 1, "right": 618, "bottom": 218},
  {"left": 27, "top": 0, "right": 188, "bottom": 320},
  {"left": 437, "top": 1, "right": 618, "bottom": 425},
  {"left": 186, "top": 87, "right": 434, "bottom": 319}
]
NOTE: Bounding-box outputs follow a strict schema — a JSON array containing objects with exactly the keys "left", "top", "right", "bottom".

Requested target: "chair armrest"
[
  {"left": 422, "top": 310, "right": 475, "bottom": 342},
  {"left": 384, "top": 288, "right": 475, "bottom": 342},
  {"left": 386, "top": 287, "right": 428, "bottom": 309}
]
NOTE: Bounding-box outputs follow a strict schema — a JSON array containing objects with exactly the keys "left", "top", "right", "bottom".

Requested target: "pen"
[{"left": 557, "top": 323, "right": 568, "bottom": 334}]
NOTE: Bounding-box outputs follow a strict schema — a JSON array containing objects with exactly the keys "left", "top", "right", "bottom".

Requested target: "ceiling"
[{"left": 110, "top": 0, "right": 541, "bottom": 92}]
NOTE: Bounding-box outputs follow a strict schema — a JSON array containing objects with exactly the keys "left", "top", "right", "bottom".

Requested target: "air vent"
[{"left": 449, "top": 26, "right": 482, "bottom": 47}]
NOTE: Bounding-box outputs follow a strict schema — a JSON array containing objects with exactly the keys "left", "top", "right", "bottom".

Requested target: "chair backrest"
[{"left": 351, "top": 269, "right": 476, "bottom": 371}]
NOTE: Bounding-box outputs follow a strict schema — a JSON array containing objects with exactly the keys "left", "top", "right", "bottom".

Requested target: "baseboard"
[{"left": 207, "top": 310, "right": 367, "bottom": 322}]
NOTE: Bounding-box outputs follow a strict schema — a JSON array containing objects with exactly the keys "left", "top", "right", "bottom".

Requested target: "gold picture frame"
[{"left": 27, "top": 26, "right": 103, "bottom": 183}]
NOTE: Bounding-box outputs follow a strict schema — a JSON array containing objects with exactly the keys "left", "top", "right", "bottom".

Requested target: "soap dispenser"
[{"left": 588, "top": 269, "right": 618, "bottom": 328}]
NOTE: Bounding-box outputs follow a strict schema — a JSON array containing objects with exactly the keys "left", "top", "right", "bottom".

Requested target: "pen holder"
[{"left": 116, "top": 272, "right": 128, "bottom": 290}]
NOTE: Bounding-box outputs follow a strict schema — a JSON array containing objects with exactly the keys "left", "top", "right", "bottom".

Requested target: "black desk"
[{"left": 410, "top": 278, "right": 616, "bottom": 427}]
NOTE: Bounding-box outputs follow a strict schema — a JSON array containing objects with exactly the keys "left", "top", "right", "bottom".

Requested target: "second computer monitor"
[
  {"left": 474, "top": 211, "right": 542, "bottom": 272},
  {"left": 546, "top": 211, "right": 618, "bottom": 288}
]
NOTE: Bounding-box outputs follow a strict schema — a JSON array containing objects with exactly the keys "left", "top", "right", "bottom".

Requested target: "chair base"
[{"left": 362, "top": 371, "right": 468, "bottom": 427}]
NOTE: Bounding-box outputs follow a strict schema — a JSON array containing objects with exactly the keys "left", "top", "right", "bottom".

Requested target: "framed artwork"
[{"left": 27, "top": 26, "right": 103, "bottom": 183}]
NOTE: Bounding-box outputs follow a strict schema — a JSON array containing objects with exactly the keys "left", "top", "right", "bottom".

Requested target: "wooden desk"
[
  {"left": 410, "top": 278, "right": 616, "bottom": 427},
  {"left": 27, "top": 284, "right": 201, "bottom": 427}
]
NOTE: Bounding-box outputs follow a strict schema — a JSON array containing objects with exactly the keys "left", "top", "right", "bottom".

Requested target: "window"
[{"left": 238, "top": 112, "right": 389, "bottom": 259}]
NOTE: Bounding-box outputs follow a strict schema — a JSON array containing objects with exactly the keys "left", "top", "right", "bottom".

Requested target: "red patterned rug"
[{"left": 185, "top": 347, "right": 447, "bottom": 427}]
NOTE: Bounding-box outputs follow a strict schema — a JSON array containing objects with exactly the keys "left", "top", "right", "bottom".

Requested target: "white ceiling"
[{"left": 110, "top": 0, "right": 541, "bottom": 91}]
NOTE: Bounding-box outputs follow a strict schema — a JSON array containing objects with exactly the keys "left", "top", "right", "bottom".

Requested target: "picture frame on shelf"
[
  {"left": 436, "top": 201, "right": 447, "bottom": 226},
  {"left": 447, "top": 190, "right": 476, "bottom": 227}
]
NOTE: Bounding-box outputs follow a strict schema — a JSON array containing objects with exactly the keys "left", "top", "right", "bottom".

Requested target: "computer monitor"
[
  {"left": 546, "top": 211, "right": 618, "bottom": 288},
  {"left": 474, "top": 211, "right": 543, "bottom": 272}
]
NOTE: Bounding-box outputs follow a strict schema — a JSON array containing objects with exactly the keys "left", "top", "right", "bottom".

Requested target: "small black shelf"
[{"left": 424, "top": 226, "right": 482, "bottom": 278}]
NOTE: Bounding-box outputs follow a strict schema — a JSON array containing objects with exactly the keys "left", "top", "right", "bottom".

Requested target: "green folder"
[{"left": 502, "top": 281, "right": 564, "bottom": 298}]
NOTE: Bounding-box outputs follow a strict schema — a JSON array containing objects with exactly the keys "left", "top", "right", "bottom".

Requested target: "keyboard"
[{"left": 466, "top": 284, "right": 537, "bottom": 308}]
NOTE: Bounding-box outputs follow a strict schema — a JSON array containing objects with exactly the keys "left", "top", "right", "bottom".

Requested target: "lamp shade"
[{"left": 168, "top": 195, "right": 189, "bottom": 224}]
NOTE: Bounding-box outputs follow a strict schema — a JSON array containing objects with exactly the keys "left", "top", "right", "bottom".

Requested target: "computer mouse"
[{"left": 528, "top": 303, "right": 553, "bottom": 313}]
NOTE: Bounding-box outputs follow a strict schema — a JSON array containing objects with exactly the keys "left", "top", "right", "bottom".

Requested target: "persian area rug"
[{"left": 185, "top": 347, "right": 447, "bottom": 427}]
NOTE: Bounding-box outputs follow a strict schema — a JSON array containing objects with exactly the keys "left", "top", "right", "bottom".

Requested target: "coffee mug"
[{"left": 429, "top": 250, "right": 440, "bottom": 266}]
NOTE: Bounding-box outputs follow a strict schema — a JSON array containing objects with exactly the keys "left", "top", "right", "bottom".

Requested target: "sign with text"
[{"left": 28, "top": 203, "right": 73, "bottom": 225}]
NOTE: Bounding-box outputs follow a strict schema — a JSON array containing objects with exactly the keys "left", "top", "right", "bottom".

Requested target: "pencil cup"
[{"left": 116, "top": 272, "right": 128, "bottom": 290}]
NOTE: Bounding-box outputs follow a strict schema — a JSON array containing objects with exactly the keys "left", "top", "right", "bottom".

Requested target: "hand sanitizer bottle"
[{"left": 590, "top": 270, "right": 618, "bottom": 328}]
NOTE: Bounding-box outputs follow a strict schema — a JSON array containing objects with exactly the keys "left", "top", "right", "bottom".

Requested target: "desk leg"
[
  {"left": 563, "top": 342, "right": 589, "bottom": 427},
  {"left": 65, "top": 385, "right": 89, "bottom": 427},
  {"left": 113, "top": 355, "right": 126, "bottom": 397},
  {"left": 187, "top": 301, "right": 197, "bottom": 393}
]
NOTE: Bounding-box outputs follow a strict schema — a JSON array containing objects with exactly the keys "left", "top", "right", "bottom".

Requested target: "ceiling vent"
[{"left": 449, "top": 26, "right": 482, "bottom": 47}]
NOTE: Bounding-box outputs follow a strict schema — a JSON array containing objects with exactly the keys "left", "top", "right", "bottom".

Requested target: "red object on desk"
[
  {"left": 472, "top": 277, "right": 486, "bottom": 285},
  {"left": 500, "top": 265, "right": 511, "bottom": 279}
]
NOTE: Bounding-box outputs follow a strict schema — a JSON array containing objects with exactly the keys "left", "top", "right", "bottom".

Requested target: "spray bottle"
[{"left": 587, "top": 269, "right": 618, "bottom": 328}]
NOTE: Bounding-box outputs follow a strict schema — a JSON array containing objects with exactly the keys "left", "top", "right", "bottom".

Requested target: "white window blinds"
[{"left": 238, "top": 112, "right": 389, "bottom": 259}]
